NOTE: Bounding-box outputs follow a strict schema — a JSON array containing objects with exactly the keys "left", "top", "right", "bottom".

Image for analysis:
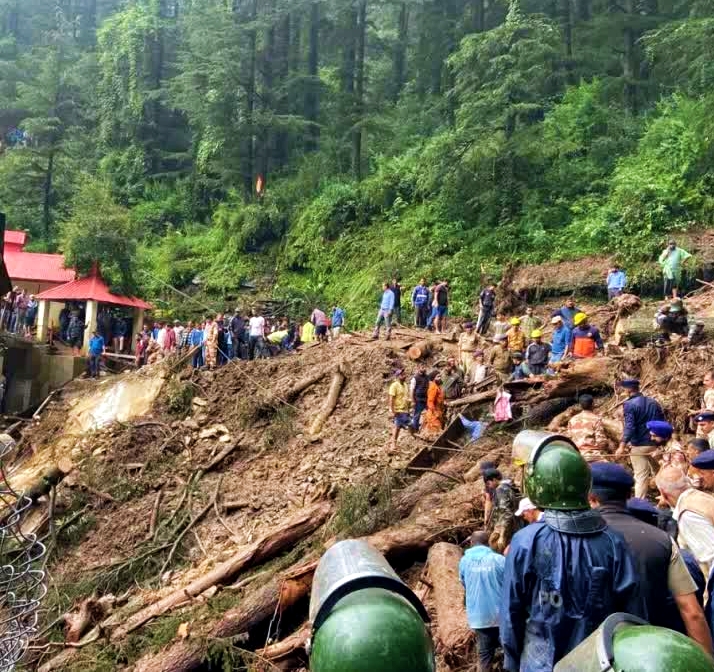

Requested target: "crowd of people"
[{"left": 0, "top": 286, "right": 39, "bottom": 338}]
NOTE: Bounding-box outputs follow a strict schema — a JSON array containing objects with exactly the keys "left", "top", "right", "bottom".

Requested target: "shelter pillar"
[
  {"left": 131, "top": 308, "right": 145, "bottom": 353},
  {"left": 36, "top": 300, "right": 50, "bottom": 343},
  {"left": 83, "top": 300, "right": 99, "bottom": 354}
]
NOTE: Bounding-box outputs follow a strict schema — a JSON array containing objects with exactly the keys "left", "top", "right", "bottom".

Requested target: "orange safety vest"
[{"left": 572, "top": 330, "right": 596, "bottom": 358}]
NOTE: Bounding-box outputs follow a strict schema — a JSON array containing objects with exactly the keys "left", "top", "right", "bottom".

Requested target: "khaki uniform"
[
  {"left": 487, "top": 346, "right": 513, "bottom": 382},
  {"left": 567, "top": 410, "right": 609, "bottom": 462},
  {"left": 205, "top": 323, "right": 219, "bottom": 369},
  {"left": 506, "top": 327, "right": 526, "bottom": 353},
  {"left": 458, "top": 332, "right": 479, "bottom": 373},
  {"left": 520, "top": 315, "right": 543, "bottom": 338}
]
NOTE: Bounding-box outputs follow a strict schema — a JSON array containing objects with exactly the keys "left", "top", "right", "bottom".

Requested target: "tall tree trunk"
[
  {"left": 352, "top": 0, "right": 367, "bottom": 181},
  {"left": 274, "top": 12, "right": 291, "bottom": 169},
  {"left": 623, "top": 0, "right": 638, "bottom": 113},
  {"left": 242, "top": 0, "right": 258, "bottom": 197},
  {"left": 342, "top": 3, "right": 357, "bottom": 95},
  {"left": 304, "top": 1, "right": 320, "bottom": 152},
  {"left": 259, "top": 22, "right": 275, "bottom": 181},
  {"left": 42, "top": 151, "right": 55, "bottom": 240},
  {"left": 392, "top": 3, "right": 408, "bottom": 102}
]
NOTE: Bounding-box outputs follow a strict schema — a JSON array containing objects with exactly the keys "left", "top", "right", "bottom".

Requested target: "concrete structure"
[{"left": 36, "top": 264, "right": 151, "bottom": 354}]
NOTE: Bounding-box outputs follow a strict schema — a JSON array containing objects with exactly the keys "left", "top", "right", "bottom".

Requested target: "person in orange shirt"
[
  {"left": 568, "top": 313, "right": 603, "bottom": 359},
  {"left": 505, "top": 317, "right": 526, "bottom": 353}
]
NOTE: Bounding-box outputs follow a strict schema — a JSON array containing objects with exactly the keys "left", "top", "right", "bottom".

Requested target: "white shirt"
[
  {"left": 249, "top": 316, "right": 265, "bottom": 337},
  {"left": 674, "top": 489, "right": 714, "bottom": 574},
  {"left": 157, "top": 328, "right": 167, "bottom": 349}
]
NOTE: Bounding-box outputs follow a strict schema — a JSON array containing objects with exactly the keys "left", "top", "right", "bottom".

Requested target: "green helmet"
[
  {"left": 555, "top": 613, "right": 714, "bottom": 671},
  {"left": 516, "top": 431, "right": 590, "bottom": 510},
  {"left": 310, "top": 588, "right": 436, "bottom": 672}
]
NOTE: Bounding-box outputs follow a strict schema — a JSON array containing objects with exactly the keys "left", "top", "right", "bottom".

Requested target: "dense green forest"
[{"left": 1, "top": 0, "right": 713, "bottom": 320}]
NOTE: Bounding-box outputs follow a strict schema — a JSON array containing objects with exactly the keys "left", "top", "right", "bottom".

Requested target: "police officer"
[
  {"left": 588, "top": 462, "right": 713, "bottom": 654},
  {"left": 691, "top": 449, "right": 714, "bottom": 492},
  {"left": 500, "top": 433, "right": 645, "bottom": 672},
  {"left": 616, "top": 379, "right": 666, "bottom": 499},
  {"left": 695, "top": 410, "right": 714, "bottom": 450}
]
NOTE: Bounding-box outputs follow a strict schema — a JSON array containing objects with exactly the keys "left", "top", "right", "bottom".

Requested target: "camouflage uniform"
[
  {"left": 567, "top": 410, "right": 610, "bottom": 462},
  {"left": 488, "top": 479, "right": 522, "bottom": 552}
]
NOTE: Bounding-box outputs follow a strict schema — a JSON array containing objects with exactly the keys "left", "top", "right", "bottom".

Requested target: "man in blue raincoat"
[{"left": 500, "top": 432, "right": 645, "bottom": 672}]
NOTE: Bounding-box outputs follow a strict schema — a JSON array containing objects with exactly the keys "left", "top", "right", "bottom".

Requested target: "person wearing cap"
[
  {"left": 505, "top": 317, "right": 526, "bottom": 353},
  {"left": 466, "top": 349, "right": 488, "bottom": 387},
  {"left": 647, "top": 420, "right": 686, "bottom": 469},
  {"left": 458, "top": 322, "right": 479, "bottom": 374},
  {"left": 486, "top": 334, "right": 513, "bottom": 383},
  {"left": 519, "top": 306, "right": 543, "bottom": 340},
  {"left": 515, "top": 497, "right": 542, "bottom": 524},
  {"left": 476, "top": 284, "right": 497, "bottom": 335},
  {"left": 606, "top": 263, "right": 627, "bottom": 300},
  {"left": 567, "top": 394, "right": 610, "bottom": 462},
  {"left": 501, "top": 435, "right": 644, "bottom": 672},
  {"left": 548, "top": 314, "right": 571, "bottom": 365},
  {"left": 656, "top": 464, "right": 714, "bottom": 578},
  {"left": 695, "top": 410, "right": 714, "bottom": 450},
  {"left": 659, "top": 239, "right": 692, "bottom": 299},
  {"left": 459, "top": 530, "right": 506, "bottom": 672},
  {"left": 588, "top": 462, "right": 713, "bottom": 653},
  {"left": 483, "top": 468, "right": 521, "bottom": 552},
  {"left": 510, "top": 352, "right": 531, "bottom": 381},
  {"left": 667, "top": 299, "right": 690, "bottom": 336},
  {"left": 691, "top": 450, "right": 714, "bottom": 493},
  {"left": 567, "top": 313, "right": 603, "bottom": 359},
  {"left": 616, "top": 379, "right": 666, "bottom": 498},
  {"left": 689, "top": 320, "right": 707, "bottom": 346},
  {"left": 388, "top": 369, "right": 412, "bottom": 452},
  {"left": 525, "top": 329, "right": 551, "bottom": 376},
  {"left": 555, "top": 296, "right": 580, "bottom": 329}
]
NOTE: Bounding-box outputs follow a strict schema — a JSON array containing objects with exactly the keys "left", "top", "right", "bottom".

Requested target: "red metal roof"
[
  {"left": 4, "top": 230, "right": 28, "bottom": 247},
  {"left": 36, "top": 266, "right": 152, "bottom": 310},
  {"left": 4, "top": 250, "right": 76, "bottom": 284}
]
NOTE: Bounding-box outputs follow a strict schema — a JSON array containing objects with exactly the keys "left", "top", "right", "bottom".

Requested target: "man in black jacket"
[
  {"left": 230, "top": 309, "right": 245, "bottom": 359},
  {"left": 588, "top": 461, "right": 712, "bottom": 654}
]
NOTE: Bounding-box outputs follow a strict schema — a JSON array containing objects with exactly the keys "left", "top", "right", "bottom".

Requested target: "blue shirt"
[
  {"left": 623, "top": 393, "right": 665, "bottom": 446},
  {"left": 412, "top": 285, "right": 430, "bottom": 306},
  {"left": 607, "top": 270, "right": 627, "bottom": 290},
  {"left": 332, "top": 307, "right": 345, "bottom": 327},
  {"left": 188, "top": 328, "right": 204, "bottom": 347},
  {"left": 556, "top": 306, "right": 579, "bottom": 329},
  {"left": 88, "top": 335, "right": 105, "bottom": 356},
  {"left": 459, "top": 545, "right": 505, "bottom": 629},
  {"left": 380, "top": 289, "right": 395, "bottom": 312},
  {"left": 550, "top": 325, "right": 571, "bottom": 356}
]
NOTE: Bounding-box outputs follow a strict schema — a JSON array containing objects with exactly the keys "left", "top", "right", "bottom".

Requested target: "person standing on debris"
[
  {"left": 230, "top": 309, "right": 245, "bottom": 359},
  {"left": 477, "top": 284, "right": 497, "bottom": 335},
  {"left": 310, "top": 306, "right": 329, "bottom": 344},
  {"left": 589, "top": 462, "right": 713, "bottom": 653},
  {"left": 656, "top": 464, "right": 714, "bottom": 578},
  {"left": 500, "top": 437, "right": 644, "bottom": 672},
  {"left": 492, "top": 311, "right": 509, "bottom": 340},
  {"left": 388, "top": 369, "right": 411, "bottom": 452},
  {"left": 505, "top": 318, "right": 526, "bottom": 353},
  {"left": 510, "top": 352, "right": 531, "bottom": 381},
  {"left": 459, "top": 530, "right": 506, "bottom": 672},
  {"left": 483, "top": 468, "right": 521, "bottom": 552},
  {"left": 525, "top": 330, "right": 550, "bottom": 376},
  {"left": 430, "top": 280, "right": 450, "bottom": 334},
  {"left": 442, "top": 356, "right": 464, "bottom": 400},
  {"left": 568, "top": 312, "right": 603, "bottom": 358},
  {"left": 204, "top": 315, "right": 219, "bottom": 369},
  {"left": 423, "top": 371, "right": 446, "bottom": 433},
  {"left": 331, "top": 305, "right": 345, "bottom": 339},
  {"left": 695, "top": 411, "right": 714, "bottom": 450},
  {"left": 467, "top": 350, "right": 488, "bottom": 387},
  {"left": 409, "top": 363, "right": 430, "bottom": 432},
  {"left": 87, "top": 329, "right": 105, "bottom": 378},
  {"left": 487, "top": 334, "right": 513, "bottom": 383},
  {"left": 391, "top": 277, "right": 403, "bottom": 325},
  {"left": 606, "top": 264, "right": 627, "bottom": 299},
  {"left": 616, "top": 379, "right": 666, "bottom": 499},
  {"left": 515, "top": 497, "right": 542, "bottom": 525},
  {"left": 567, "top": 394, "right": 610, "bottom": 462},
  {"left": 548, "top": 315, "right": 571, "bottom": 365},
  {"left": 555, "top": 297, "right": 580, "bottom": 330},
  {"left": 373, "top": 282, "right": 395, "bottom": 341},
  {"left": 458, "top": 322, "right": 479, "bottom": 374},
  {"left": 519, "top": 307, "right": 542, "bottom": 339},
  {"left": 660, "top": 239, "right": 692, "bottom": 299},
  {"left": 411, "top": 278, "right": 431, "bottom": 329},
  {"left": 248, "top": 309, "right": 265, "bottom": 360},
  {"left": 189, "top": 322, "right": 204, "bottom": 368}
]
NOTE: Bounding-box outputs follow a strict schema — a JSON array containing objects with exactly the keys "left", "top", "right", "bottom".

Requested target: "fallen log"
[
  {"left": 614, "top": 316, "right": 714, "bottom": 348},
  {"left": 523, "top": 397, "right": 577, "bottom": 426},
  {"left": 111, "top": 502, "right": 331, "bottom": 641},
  {"left": 255, "top": 622, "right": 310, "bottom": 661},
  {"left": 407, "top": 340, "right": 436, "bottom": 361},
  {"left": 309, "top": 366, "right": 347, "bottom": 436},
  {"left": 253, "top": 366, "right": 333, "bottom": 416},
  {"left": 530, "top": 357, "right": 615, "bottom": 402},
  {"left": 425, "top": 542, "right": 474, "bottom": 662},
  {"left": 446, "top": 389, "right": 496, "bottom": 408}
]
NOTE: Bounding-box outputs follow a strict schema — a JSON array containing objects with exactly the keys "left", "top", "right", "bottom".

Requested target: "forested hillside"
[{"left": 1, "top": 0, "right": 713, "bottom": 320}]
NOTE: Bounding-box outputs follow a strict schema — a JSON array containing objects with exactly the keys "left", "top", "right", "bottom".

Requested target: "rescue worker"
[
  {"left": 690, "top": 450, "right": 714, "bottom": 497},
  {"left": 442, "top": 357, "right": 464, "bottom": 400},
  {"left": 555, "top": 297, "right": 580, "bottom": 330},
  {"left": 506, "top": 317, "right": 526, "bottom": 353},
  {"left": 514, "top": 497, "right": 542, "bottom": 524},
  {"left": 519, "top": 307, "right": 543, "bottom": 340},
  {"left": 689, "top": 320, "right": 707, "bottom": 345},
  {"left": 566, "top": 394, "right": 610, "bottom": 462},
  {"left": 616, "top": 379, "right": 666, "bottom": 499},
  {"left": 476, "top": 284, "right": 497, "bottom": 335},
  {"left": 486, "top": 334, "right": 513, "bottom": 383},
  {"left": 668, "top": 300, "right": 690, "bottom": 336},
  {"left": 695, "top": 410, "right": 714, "bottom": 449},
  {"left": 483, "top": 468, "right": 521, "bottom": 552},
  {"left": 648, "top": 420, "right": 686, "bottom": 468},
  {"left": 656, "top": 464, "right": 714, "bottom": 578},
  {"left": 409, "top": 363, "right": 430, "bottom": 432},
  {"left": 501, "top": 433, "right": 644, "bottom": 672},
  {"left": 525, "top": 330, "right": 550, "bottom": 375},
  {"left": 588, "top": 462, "right": 713, "bottom": 653},
  {"left": 548, "top": 315, "right": 571, "bottom": 365},
  {"left": 567, "top": 312, "right": 603, "bottom": 358},
  {"left": 458, "top": 322, "right": 478, "bottom": 374},
  {"left": 510, "top": 352, "right": 531, "bottom": 381},
  {"left": 411, "top": 278, "right": 431, "bottom": 329}
]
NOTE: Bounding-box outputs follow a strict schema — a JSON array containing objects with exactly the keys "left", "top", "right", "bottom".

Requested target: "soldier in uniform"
[
  {"left": 483, "top": 468, "right": 521, "bottom": 552},
  {"left": 566, "top": 395, "right": 610, "bottom": 462}
]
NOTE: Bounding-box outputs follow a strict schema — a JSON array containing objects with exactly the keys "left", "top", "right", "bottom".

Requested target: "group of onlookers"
[{"left": 0, "top": 286, "right": 38, "bottom": 338}]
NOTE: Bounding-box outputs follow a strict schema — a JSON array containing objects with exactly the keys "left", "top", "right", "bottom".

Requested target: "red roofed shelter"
[
  {"left": 36, "top": 263, "right": 152, "bottom": 355},
  {"left": 3, "top": 230, "right": 76, "bottom": 293}
]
